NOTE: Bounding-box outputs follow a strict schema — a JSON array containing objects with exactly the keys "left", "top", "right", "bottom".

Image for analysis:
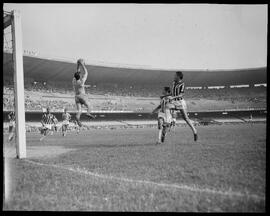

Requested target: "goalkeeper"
[{"left": 72, "top": 58, "right": 95, "bottom": 127}]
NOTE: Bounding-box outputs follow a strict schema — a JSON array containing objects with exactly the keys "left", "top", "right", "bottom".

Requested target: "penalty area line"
[{"left": 24, "top": 159, "right": 264, "bottom": 201}]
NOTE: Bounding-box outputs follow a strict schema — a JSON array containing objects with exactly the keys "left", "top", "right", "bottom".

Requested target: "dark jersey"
[
  {"left": 8, "top": 111, "right": 15, "bottom": 122},
  {"left": 41, "top": 113, "right": 58, "bottom": 125},
  {"left": 172, "top": 81, "right": 185, "bottom": 100}
]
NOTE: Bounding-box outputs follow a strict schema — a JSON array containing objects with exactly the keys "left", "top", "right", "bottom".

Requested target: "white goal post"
[{"left": 4, "top": 10, "right": 26, "bottom": 159}]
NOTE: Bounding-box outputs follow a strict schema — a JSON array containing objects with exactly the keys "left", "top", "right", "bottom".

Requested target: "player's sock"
[
  {"left": 161, "top": 127, "right": 166, "bottom": 143},
  {"left": 194, "top": 133, "right": 198, "bottom": 142},
  {"left": 161, "top": 134, "right": 165, "bottom": 143}
]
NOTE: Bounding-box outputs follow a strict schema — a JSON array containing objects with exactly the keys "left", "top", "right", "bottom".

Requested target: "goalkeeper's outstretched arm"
[
  {"left": 78, "top": 59, "right": 88, "bottom": 84},
  {"left": 77, "top": 61, "right": 81, "bottom": 73}
]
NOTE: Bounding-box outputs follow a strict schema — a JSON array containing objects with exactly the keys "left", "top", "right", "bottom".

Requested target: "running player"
[
  {"left": 39, "top": 107, "right": 58, "bottom": 141},
  {"left": 171, "top": 71, "right": 198, "bottom": 141},
  {"left": 8, "top": 111, "right": 15, "bottom": 142},
  {"left": 73, "top": 119, "right": 81, "bottom": 135},
  {"left": 73, "top": 58, "right": 95, "bottom": 127},
  {"left": 152, "top": 87, "right": 175, "bottom": 144},
  {"left": 61, "top": 108, "right": 71, "bottom": 136}
]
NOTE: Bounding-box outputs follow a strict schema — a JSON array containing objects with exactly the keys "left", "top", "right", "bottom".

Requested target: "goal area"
[{"left": 4, "top": 10, "right": 26, "bottom": 159}]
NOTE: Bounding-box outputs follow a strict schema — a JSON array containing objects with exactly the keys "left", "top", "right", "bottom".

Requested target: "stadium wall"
[
  {"left": 3, "top": 53, "right": 267, "bottom": 87},
  {"left": 3, "top": 109, "right": 266, "bottom": 123}
]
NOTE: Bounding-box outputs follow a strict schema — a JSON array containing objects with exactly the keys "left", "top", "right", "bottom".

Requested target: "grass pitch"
[{"left": 3, "top": 123, "right": 266, "bottom": 212}]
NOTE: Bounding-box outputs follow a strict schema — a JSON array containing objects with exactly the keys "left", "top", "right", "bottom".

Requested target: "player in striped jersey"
[
  {"left": 171, "top": 71, "right": 198, "bottom": 141},
  {"left": 73, "top": 58, "right": 95, "bottom": 128},
  {"left": 8, "top": 111, "right": 15, "bottom": 142},
  {"left": 61, "top": 108, "right": 71, "bottom": 136},
  {"left": 39, "top": 107, "right": 58, "bottom": 141},
  {"left": 152, "top": 87, "right": 175, "bottom": 144}
]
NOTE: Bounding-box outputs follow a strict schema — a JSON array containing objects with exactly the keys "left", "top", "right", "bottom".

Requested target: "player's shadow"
[{"left": 63, "top": 142, "right": 158, "bottom": 149}]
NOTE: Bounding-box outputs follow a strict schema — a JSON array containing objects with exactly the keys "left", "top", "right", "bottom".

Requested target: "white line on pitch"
[{"left": 24, "top": 159, "right": 264, "bottom": 201}]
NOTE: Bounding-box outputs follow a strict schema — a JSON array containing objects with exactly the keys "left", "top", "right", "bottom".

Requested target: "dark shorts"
[
  {"left": 9, "top": 125, "right": 14, "bottom": 133},
  {"left": 158, "top": 117, "right": 170, "bottom": 130},
  {"left": 75, "top": 94, "right": 87, "bottom": 105},
  {"left": 9, "top": 121, "right": 15, "bottom": 132}
]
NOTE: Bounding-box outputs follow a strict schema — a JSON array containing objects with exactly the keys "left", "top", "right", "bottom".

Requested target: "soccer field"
[{"left": 3, "top": 123, "right": 266, "bottom": 212}]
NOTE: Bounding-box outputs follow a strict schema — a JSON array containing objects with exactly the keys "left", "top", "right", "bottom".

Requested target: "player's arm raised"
[
  {"left": 78, "top": 59, "right": 88, "bottom": 85},
  {"left": 152, "top": 104, "right": 161, "bottom": 114},
  {"left": 76, "top": 60, "right": 81, "bottom": 73}
]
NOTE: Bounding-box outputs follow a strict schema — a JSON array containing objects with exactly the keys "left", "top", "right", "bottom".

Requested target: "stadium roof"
[{"left": 3, "top": 53, "right": 266, "bottom": 87}]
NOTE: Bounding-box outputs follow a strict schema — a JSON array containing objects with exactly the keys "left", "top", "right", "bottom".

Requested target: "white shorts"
[
  {"left": 171, "top": 99, "right": 187, "bottom": 110},
  {"left": 44, "top": 124, "right": 52, "bottom": 130},
  {"left": 62, "top": 120, "right": 69, "bottom": 126},
  {"left": 158, "top": 109, "right": 172, "bottom": 124},
  {"left": 9, "top": 121, "right": 15, "bottom": 127}
]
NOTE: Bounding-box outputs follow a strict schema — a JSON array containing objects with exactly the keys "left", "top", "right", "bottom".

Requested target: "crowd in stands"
[{"left": 3, "top": 78, "right": 266, "bottom": 112}]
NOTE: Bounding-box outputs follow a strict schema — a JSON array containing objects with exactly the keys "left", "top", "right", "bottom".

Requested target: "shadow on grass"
[{"left": 61, "top": 142, "right": 160, "bottom": 149}]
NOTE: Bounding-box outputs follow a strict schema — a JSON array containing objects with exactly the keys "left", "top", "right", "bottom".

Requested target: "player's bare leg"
[
  {"left": 161, "top": 125, "right": 169, "bottom": 143},
  {"left": 8, "top": 134, "right": 14, "bottom": 142},
  {"left": 179, "top": 109, "right": 198, "bottom": 141},
  {"left": 75, "top": 122, "right": 80, "bottom": 134},
  {"left": 8, "top": 125, "right": 14, "bottom": 142},
  {"left": 62, "top": 125, "right": 67, "bottom": 136},
  {"left": 40, "top": 128, "right": 49, "bottom": 141},
  {"left": 75, "top": 103, "right": 83, "bottom": 127},
  {"left": 8, "top": 131, "right": 14, "bottom": 142},
  {"left": 157, "top": 118, "right": 169, "bottom": 144},
  {"left": 84, "top": 101, "right": 96, "bottom": 119},
  {"left": 156, "top": 118, "right": 163, "bottom": 144}
]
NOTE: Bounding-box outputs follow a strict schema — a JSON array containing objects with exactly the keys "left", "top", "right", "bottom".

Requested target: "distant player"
[
  {"left": 39, "top": 107, "right": 58, "bottom": 141},
  {"left": 72, "top": 58, "right": 95, "bottom": 127},
  {"left": 61, "top": 108, "right": 71, "bottom": 136},
  {"left": 72, "top": 119, "right": 81, "bottom": 135},
  {"left": 8, "top": 111, "right": 15, "bottom": 142},
  {"left": 152, "top": 87, "right": 175, "bottom": 144},
  {"left": 171, "top": 71, "right": 198, "bottom": 141}
]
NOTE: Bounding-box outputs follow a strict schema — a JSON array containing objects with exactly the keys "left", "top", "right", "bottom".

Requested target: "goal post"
[{"left": 4, "top": 10, "right": 26, "bottom": 159}]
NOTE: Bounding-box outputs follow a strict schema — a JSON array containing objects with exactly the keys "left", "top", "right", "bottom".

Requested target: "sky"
[{"left": 3, "top": 3, "right": 268, "bottom": 70}]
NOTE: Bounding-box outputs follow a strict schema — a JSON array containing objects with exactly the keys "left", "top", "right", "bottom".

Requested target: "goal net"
[{"left": 3, "top": 10, "right": 26, "bottom": 159}]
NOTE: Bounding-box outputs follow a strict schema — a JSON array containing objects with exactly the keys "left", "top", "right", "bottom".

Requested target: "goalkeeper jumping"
[{"left": 72, "top": 58, "right": 95, "bottom": 127}]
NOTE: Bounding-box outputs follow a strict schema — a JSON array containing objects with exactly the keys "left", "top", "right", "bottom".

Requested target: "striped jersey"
[
  {"left": 8, "top": 111, "right": 15, "bottom": 122},
  {"left": 172, "top": 81, "right": 185, "bottom": 100},
  {"left": 41, "top": 113, "right": 58, "bottom": 125},
  {"left": 62, "top": 112, "right": 71, "bottom": 121}
]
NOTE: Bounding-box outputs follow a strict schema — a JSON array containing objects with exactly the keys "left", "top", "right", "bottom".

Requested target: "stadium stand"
[
  {"left": 3, "top": 54, "right": 266, "bottom": 112},
  {"left": 3, "top": 78, "right": 266, "bottom": 112}
]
